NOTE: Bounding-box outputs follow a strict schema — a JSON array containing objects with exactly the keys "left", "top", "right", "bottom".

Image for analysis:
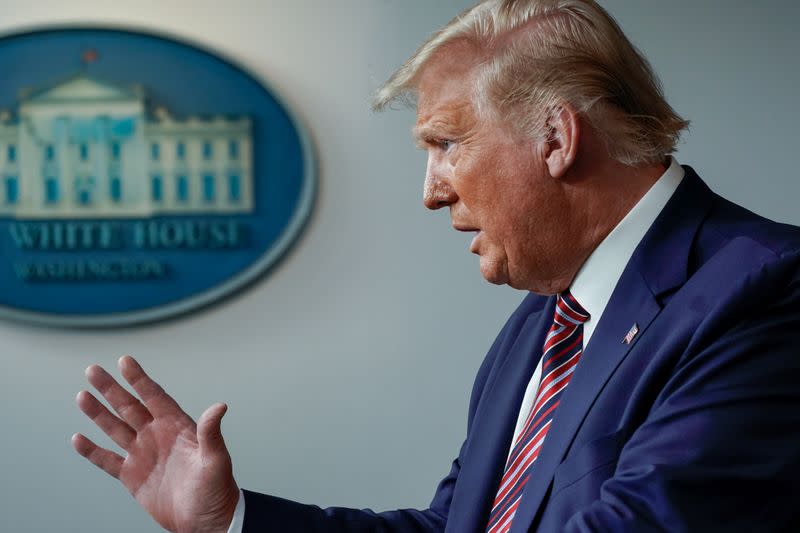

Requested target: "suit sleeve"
[
  {"left": 239, "top": 439, "right": 471, "bottom": 533},
  {"left": 564, "top": 276, "right": 800, "bottom": 532},
  {"left": 239, "top": 303, "right": 519, "bottom": 532}
]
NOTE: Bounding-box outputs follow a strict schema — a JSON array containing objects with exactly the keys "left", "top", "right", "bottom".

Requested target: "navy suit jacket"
[{"left": 242, "top": 168, "right": 800, "bottom": 532}]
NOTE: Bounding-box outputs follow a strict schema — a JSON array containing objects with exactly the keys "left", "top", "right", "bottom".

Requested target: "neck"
[
  {"left": 550, "top": 157, "right": 667, "bottom": 294},
  {"left": 583, "top": 159, "right": 666, "bottom": 248}
]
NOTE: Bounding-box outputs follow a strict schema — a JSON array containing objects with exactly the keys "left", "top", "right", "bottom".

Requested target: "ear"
[{"left": 543, "top": 103, "right": 580, "bottom": 179}]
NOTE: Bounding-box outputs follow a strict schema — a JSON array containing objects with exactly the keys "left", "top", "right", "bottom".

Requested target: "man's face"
[{"left": 414, "top": 45, "right": 575, "bottom": 294}]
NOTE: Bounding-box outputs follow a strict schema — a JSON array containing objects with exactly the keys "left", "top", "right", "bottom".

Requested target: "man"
[{"left": 74, "top": 0, "right": 800, "bottom": 531}]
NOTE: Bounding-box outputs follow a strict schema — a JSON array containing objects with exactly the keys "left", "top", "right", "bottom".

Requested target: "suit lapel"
[
  {"left": 509, "top": 167, "right": 715, "bottom": 532},
  {"left": 446, "top": 297, "right": 556, "bottom": 533}
]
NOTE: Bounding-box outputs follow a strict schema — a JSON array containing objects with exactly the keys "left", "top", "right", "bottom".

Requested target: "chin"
[{"left": 479, "top": 260, "right": 510, "bottom": 286}]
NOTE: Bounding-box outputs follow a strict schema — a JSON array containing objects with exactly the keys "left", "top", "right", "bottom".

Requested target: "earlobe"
[{"left": 544, "top": 103, "right": 580, "bottom": 179}]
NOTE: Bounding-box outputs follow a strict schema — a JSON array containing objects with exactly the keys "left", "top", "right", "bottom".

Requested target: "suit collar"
[{"left": 631, "top": 165, "right": 715, "bottom": 300}]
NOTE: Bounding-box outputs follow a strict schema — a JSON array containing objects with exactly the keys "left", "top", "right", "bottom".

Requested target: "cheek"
[
  {"left": 491, "top": 194, "right": 549, "bottom": 263},
  {"left": 457, "top": 156, "right": 507, "bottom": 218},
  {"left": 457, "top": 144, "right": 545, "bottom": 239},
  {"left": 484, "top": 186, "right": 534, "bottom": 242}
]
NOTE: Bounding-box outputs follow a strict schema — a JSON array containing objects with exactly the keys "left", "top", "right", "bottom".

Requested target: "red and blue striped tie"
[{"left": 485, "top": 291, "right": 590, "bottom": 533}]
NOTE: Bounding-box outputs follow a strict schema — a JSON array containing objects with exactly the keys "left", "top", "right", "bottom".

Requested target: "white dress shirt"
[{"left": 228, "top": 158, "right": 686, "bottom": 532}]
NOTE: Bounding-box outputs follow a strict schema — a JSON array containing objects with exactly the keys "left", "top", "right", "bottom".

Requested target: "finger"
[
  {"left": 118, "top": 356, "right": 184, "bottom": 419},
  {"left": 72, "top": 433, "right": 124, "bottom": 479},
  {"left": 76, "top": 390, "right": 136, "bottom": 450},
  {"left": 197, "top": 403, "right": 229, "bottom": 455},
  {"left": 86, "top": 364, "right": 152, "bottom": 430}
]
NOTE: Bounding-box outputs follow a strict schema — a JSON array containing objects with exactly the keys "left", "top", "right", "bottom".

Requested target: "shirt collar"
[{"left": 570, "top": 157, "right": 685, "bottom": 345}]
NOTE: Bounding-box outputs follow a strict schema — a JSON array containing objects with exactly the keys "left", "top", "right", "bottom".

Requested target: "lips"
[
  {"left": 469, "top": 231, "right": 482, "bottom": 254},
  {"left": 451, "top": 223, "right": 482, "bottom": 254},
  {"left": 452, "top": 224, "right": 480, "bottom": 232}
]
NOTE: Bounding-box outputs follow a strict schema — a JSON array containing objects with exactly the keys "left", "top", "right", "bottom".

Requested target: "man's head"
[{"left": 376, "top": 0, "right": 688, "bottom": 294}]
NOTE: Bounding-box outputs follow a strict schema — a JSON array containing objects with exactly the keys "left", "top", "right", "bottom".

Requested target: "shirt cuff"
[{"left": 226, "top": 489, "right": 246, "bottom": 533}]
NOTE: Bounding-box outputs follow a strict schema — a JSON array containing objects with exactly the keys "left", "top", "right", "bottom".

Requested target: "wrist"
[
  {"left": 217, "top": 485, "right": 242, "bottom": 533},
  {"left": 195, "top": 484, "right": 240, "bottom": 533}
]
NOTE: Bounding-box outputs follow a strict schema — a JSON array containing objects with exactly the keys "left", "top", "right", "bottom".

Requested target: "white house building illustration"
[{"left": 0, "top": 74, "right": 253, "bottom": 219}]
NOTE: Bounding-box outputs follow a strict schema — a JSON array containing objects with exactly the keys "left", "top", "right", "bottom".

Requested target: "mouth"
[
  {"left": 469, "top": 231, "right": 482, "bottom": 254},
  {"left": 452, "top": 224, "right": 480, "bottom": 233},
  {"left": 452, "top": 224, "right": 482, "bottom": 253}
]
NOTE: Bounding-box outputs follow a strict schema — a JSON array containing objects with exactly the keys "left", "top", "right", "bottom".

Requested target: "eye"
[{"left": 439, "top": 139, "right": 455, "bottom": 152}]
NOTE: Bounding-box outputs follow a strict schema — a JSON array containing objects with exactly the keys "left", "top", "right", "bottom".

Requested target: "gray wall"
[{"left": 0, "top": 1, "right": 797, "bottom": 531}]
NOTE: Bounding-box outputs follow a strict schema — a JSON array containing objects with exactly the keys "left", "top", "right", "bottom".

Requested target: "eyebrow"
[
  {"left": 412, "top": 124, "right": 448, "bottom": 148},
  {"left": 412, "top": 125, "right": 433, "bottom": 143},
  {"left": 411, "top": 126, "right": 434, "bottom": 148}
]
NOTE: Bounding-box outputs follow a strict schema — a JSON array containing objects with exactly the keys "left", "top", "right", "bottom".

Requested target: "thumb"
[{"left": 197, "top": 402, "right": 229, "bottom": 455}]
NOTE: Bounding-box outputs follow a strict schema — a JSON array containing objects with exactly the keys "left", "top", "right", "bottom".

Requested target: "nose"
[
  {"left": 423, "top": 161, "right": 458, "bottom": 210},
  {"left": 423, "top": 175, "right": 456, "bottom": 210}
]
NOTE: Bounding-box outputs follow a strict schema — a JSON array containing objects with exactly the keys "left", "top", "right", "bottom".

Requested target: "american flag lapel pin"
[{"left": 623, "top": 323, "right": 640, "bottom": 345}]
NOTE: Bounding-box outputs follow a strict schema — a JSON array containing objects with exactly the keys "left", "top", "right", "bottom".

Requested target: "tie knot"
[{"left": 554, "top": 290, "right": 590, "bottom": 327}]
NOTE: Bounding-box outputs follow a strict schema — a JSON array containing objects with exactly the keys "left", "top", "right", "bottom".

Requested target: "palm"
[
  {"left": 124, "top": 415, "right": 197, "bottom": 529},
  {"left": 73, "top": 357, "right": 239, "bottom": 533}
]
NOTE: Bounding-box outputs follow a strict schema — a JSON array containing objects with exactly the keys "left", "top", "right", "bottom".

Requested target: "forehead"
[{"left": 414, "top": 40, "right": 482, "bottom": 129}]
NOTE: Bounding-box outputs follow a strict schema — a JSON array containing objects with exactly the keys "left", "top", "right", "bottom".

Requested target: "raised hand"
[{"left": 73, "top": 356, "right": 240, "bottom": 533}]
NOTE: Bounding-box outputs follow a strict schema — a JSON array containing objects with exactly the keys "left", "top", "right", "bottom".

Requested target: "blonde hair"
[{"left": 374, "top": 0, "right": 689, "bottom": 166}]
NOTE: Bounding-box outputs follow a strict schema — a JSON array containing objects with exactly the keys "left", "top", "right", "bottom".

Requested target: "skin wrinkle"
[{"left": 413, "top": 99, "right": 476, "bottom": 147}]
